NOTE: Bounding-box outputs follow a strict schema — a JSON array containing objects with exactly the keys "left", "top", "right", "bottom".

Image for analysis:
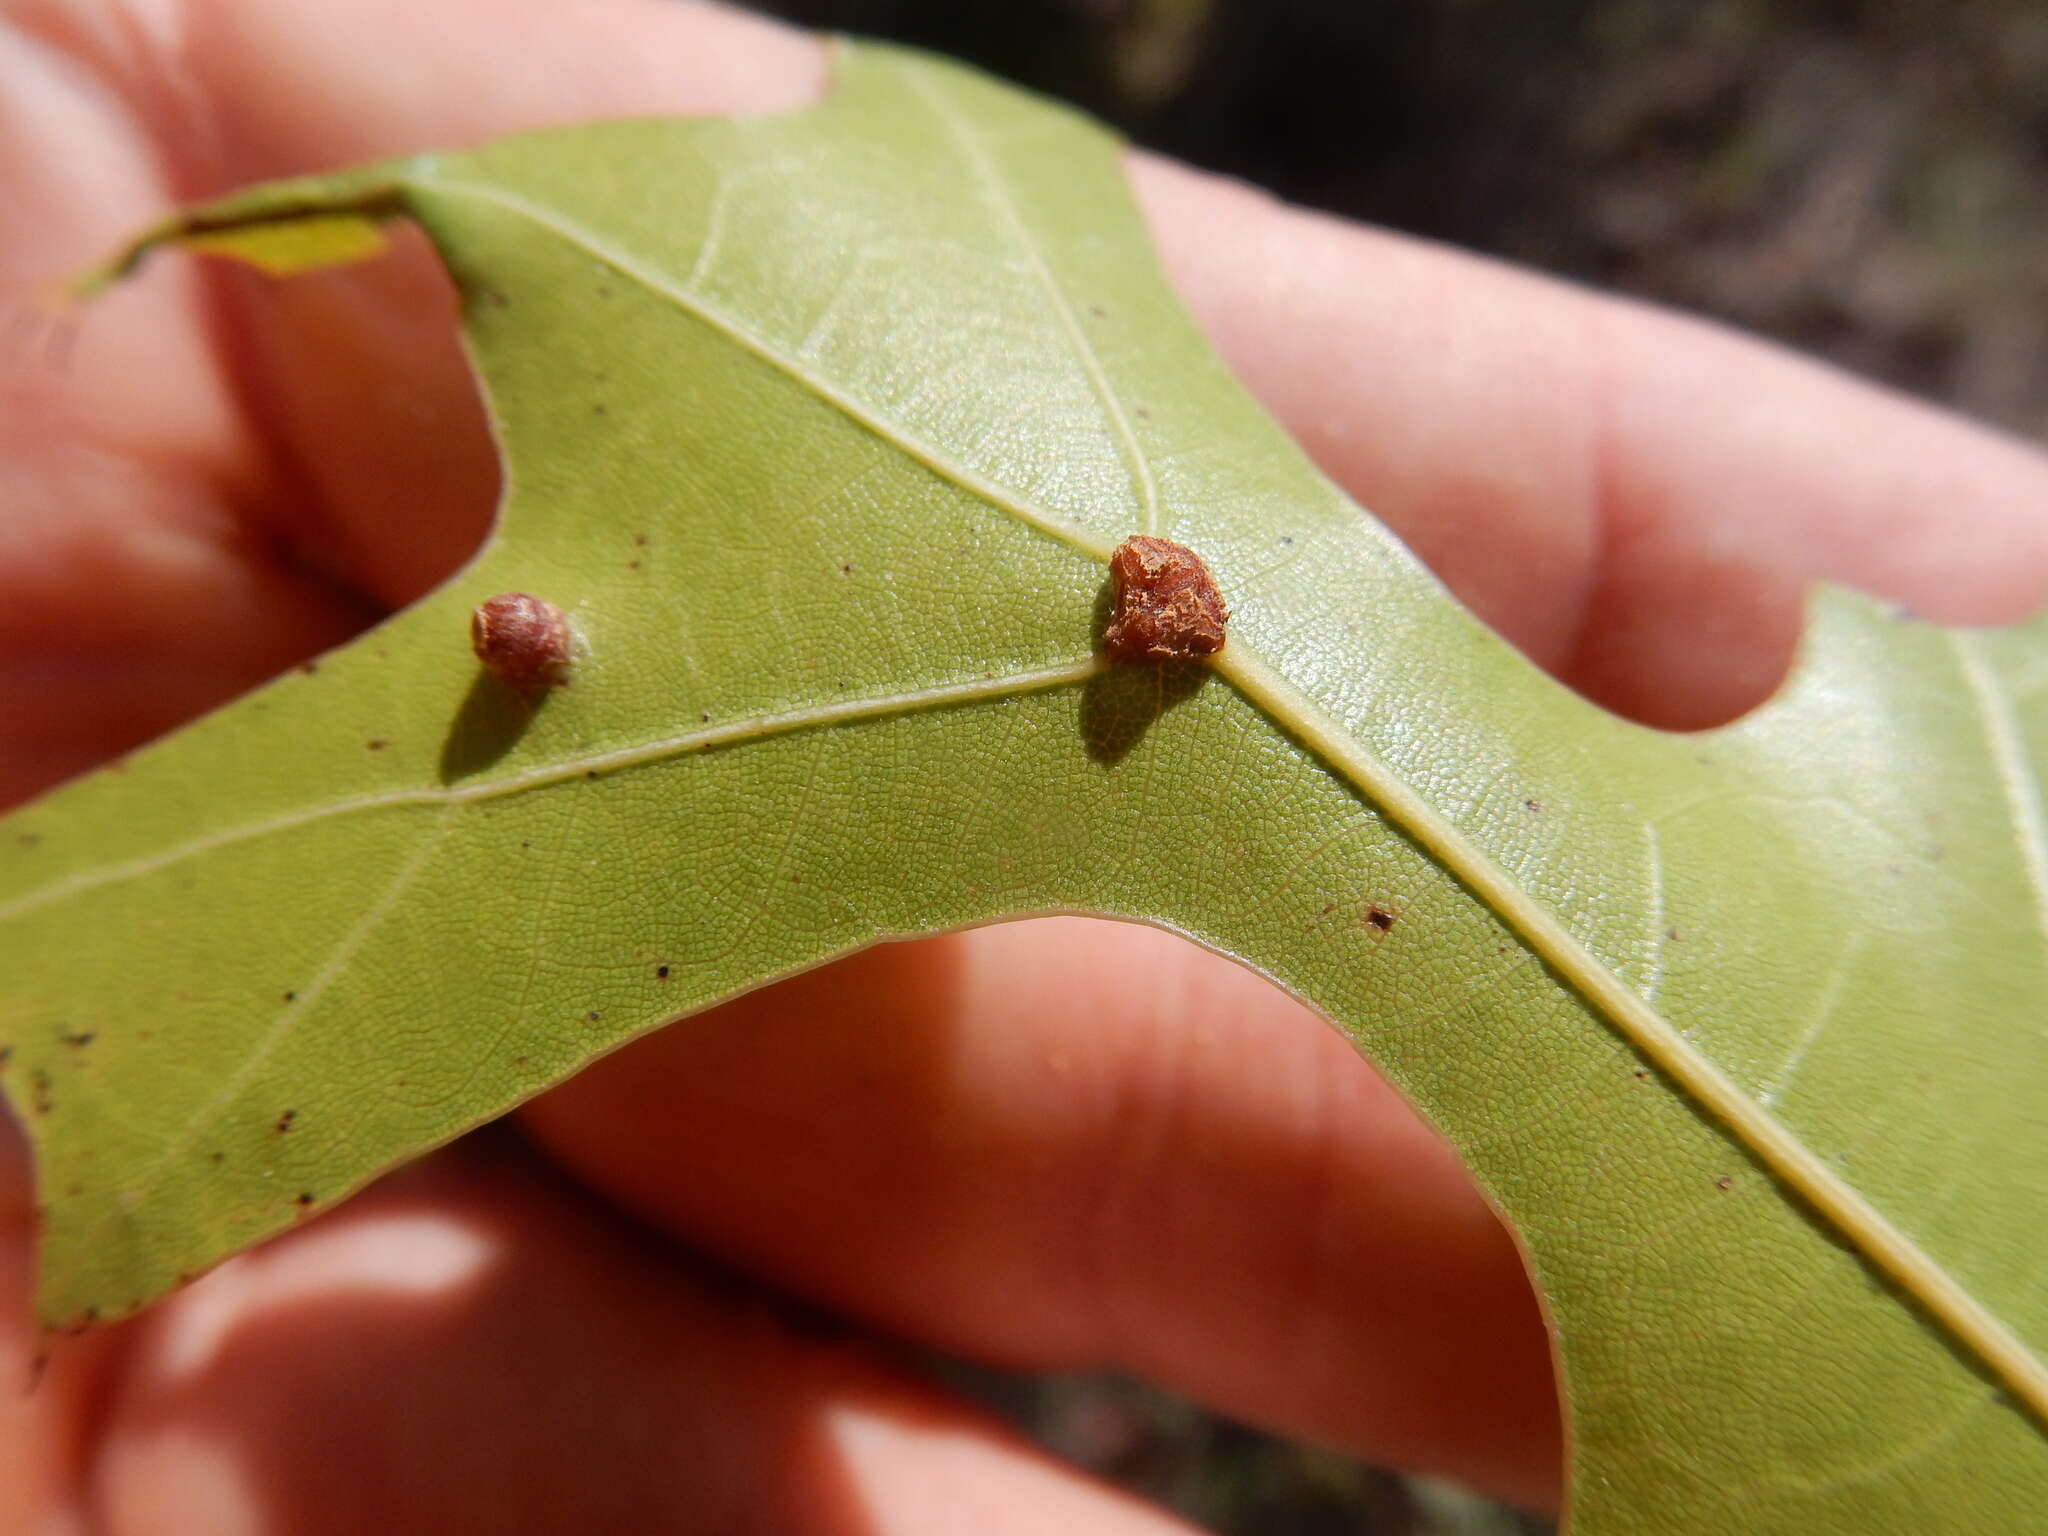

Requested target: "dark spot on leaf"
[
  {"left": 30, "top": 1070, "right": 52, "bottom": 1115},
  {"left": 585, "top": 769, "right": 599, "bottom": 780},
  {"left": 1319, "top": 903, "right": 1337, "bottom": 917},
  {"left": 276, "top": 1109, "right": 297, "bottom": 1134},
  {"left": 1633, "top": 1070, "right": 1648, "bottom": 1081},
  {"left": 520, "top": 841, "right": 530, "bottom": 849},
  {"left": 209, "top": 1150, "right": 225, "bottom": 1165},
  {"left": 1133, "top": 405, "right": 1150, "bottom": 420},
  {"left": 1087, "top": 303, "right": 1106, "bottom": 318},
  {"left": 1278, "top": 535, "right": 1292, "bottom": 545},
  {"left": 16, "top": 832, "right": 40, "bottom": 847},
  {"left": 483, "top": 288, "right": 510, "bottom": 310},
  {"left": 295, "top": 1193, "right": 316, "bottom": 1210},
  {"left": 586, "top": 1010, "right": 602, "bottom": 1022},
  {"left": 1666, "top": 928, "right": 1680, "bottom": 942},
  {"left": 1524, "top": 799, "right": 1543, "bottom": 812},
  {"left": 634, "top": 533, "right": 649, "bottom": 548},
  {"left": 597, "top": 283, "right": 614, "bottom": 299},
  {"left": 366, "top": 738, "right": 388, "bottom": 752},
  {"left": 58, "top": 1030, "right": 94, "bottom": 1049},
  {"left": 298, "top": 660, "right": 319, "bottom": 676},
  {"left": 592, "top": 402, "right": 608, "bottom": 416},
  {"left": 65, "top": 1182, "right": 80, "bottom": 1197},
  {"left": 627, "top": 559, "right": 640, "bottom": 570},
  {"left": 655, "top": 965, "right": 671, "bottom": 980},
  {"left": 840, "top": 563, "right": 854, "bottom": 575},
  {"left": 700, "top": 712, "right": 712, "bottom": 723},
  {"left": 282, "top": 991, "right": 297, "bottom": 1003},
  {"left": 1366, "top": 905, "right": 1395, "bottom": 932},
  {"left": 1715, "top": 1176, "right": 1733, "bottom": 1192}
]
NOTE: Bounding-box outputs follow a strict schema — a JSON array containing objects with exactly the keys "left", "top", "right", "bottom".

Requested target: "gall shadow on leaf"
[
  {"left": 1080, "top": 574, "right": 1211, "bottom": 765},
  {"left": 438, "top": 671, "right": 544, "bottom": 784},
  {"left": 1081, "top": 663, "right": 1209, "bottom": 765}
]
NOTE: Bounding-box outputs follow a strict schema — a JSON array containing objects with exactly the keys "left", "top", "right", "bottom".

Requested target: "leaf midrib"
[{"left": 0, "top": 659, "right": 1102, "bottom": 924}]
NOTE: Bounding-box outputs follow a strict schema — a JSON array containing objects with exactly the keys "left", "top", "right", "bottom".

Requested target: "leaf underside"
[{"left": 4, "top": 41, "right": 2046, "bottom": 1534}]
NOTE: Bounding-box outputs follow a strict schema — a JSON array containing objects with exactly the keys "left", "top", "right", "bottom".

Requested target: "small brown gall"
[
  {"left": 471, "top": 593, "right": 571, "bottom": 693},
  {"left": 1103, "top": 535, "right": 1228, "bottom": 663}
]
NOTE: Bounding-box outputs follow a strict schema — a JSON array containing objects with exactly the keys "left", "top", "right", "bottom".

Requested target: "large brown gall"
[{"left": 1102, "top": 536, "right": 1228, "bottom": 663}]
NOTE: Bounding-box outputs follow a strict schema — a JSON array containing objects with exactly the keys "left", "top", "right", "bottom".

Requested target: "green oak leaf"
[{"left": 4, "top": 40, "right": 2047, "bottom": 1534}]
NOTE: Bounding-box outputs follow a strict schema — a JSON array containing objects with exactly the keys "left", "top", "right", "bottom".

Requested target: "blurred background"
[{"left": 732, "top": 2, "right": 2048, "bottom": 1531}]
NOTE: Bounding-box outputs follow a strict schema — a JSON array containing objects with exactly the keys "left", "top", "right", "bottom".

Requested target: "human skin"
[{"left": 4, "top": 2, "right": 2047, "bottom": 1531}]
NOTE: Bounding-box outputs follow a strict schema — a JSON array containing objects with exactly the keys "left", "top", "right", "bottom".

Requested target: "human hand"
[{"left": 6, "top": 1, "right": 2048, "bottom": 1530}]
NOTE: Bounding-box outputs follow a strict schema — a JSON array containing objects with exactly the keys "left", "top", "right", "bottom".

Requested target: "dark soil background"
[{"left": 735, "top": 2, "right": 2048, "bottom": 1531}]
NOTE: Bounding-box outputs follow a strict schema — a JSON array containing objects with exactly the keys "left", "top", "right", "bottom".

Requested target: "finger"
[
  {"left": 10, "top": 1130, "right": 1201, "bottom": 1536},
  {"left": 1130, "top": 156, "right": 2048, "bottom": 726},
  {"left": 521, "top": 918, "right": 1562, "bottom": 1512}
]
